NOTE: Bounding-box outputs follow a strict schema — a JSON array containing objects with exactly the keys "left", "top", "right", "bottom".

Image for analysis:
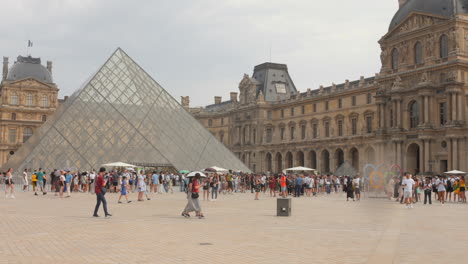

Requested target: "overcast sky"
[{"left": 0, "top": 0, "right": 399, "bottom": 106}]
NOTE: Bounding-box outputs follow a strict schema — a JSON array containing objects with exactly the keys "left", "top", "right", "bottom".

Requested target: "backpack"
[{"left": 447, "top": 180, "right": 452, "bottom": 188}]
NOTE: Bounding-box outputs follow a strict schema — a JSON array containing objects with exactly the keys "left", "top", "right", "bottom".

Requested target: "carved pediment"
[
  {"left": 6, "top": 78, "right": 55, "bottom": 90},
  {"left": 385, "top": 13, "right": 447, "bottom": 38}
]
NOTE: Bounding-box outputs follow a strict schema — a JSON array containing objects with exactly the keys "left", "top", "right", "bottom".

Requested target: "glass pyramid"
[{"left": 3, "top": 48, "right": 250, "bottom": 176}]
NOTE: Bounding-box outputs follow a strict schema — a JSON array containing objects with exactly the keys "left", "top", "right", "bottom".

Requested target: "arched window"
[
  {"left": 11, "top": 113, "right": 16, "bottom": 121},
  {"left": 23, "top": 127, "right": 33, "bottom": 143},
  {"left": 414, "top": 41, "right": 423, "bottom": 64},
  {"left": 440, "top": 34, "right": 449, "bottom": 59},
  {"left": 10, "top": 94, "right": 18, "bottom": 105},
  {"left": 391, "top": 48, "right": 399, "bottom": 70},
  {"left": 42, "top": 95, "right": 49, "bottom": 107},
  {"left": 26, "top": 93, "right": 33, "bottom": 106},
  {"left": 409, "top": 101, "right": 419, "bottom": 128}
]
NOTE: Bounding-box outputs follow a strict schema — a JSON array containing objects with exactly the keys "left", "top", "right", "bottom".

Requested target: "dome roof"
[
  {"left": 389, "top": 0, "right": 468, "bottom": 31},
  {"left": 6, "top": 56, "right": 53, "bottom": 83}
]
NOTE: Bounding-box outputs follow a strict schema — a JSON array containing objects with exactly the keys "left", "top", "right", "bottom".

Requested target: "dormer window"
[{"left": 275, "top": 83, "right": 286, "bottom": 94}]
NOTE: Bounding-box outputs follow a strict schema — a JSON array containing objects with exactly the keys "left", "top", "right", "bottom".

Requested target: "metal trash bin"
[{"left": 277, "top": 198, "right": 291, "bottom": 216}]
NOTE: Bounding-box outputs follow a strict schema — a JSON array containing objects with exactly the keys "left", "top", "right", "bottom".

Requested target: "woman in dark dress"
[{"left": 346, "top": 177, "right": 355, "bottom": 201}]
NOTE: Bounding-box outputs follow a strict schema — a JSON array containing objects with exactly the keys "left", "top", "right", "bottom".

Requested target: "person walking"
[
  {"left": 211, "top": 174, "right": 219, "bottom": 200},
  {"left": 459, "top": 177, "right": 466, "bottom": 203},
  {"left": 436, "top": 176, "right": 446, "bottom": 205},
  {"left": 93, "top": 167, "right": 111, "bottom": 217},
  {"left": 22, "top": 169, "right": 29, "bottom": 192},
  {"left": 35, "top": 168, "right": 46, "bottom": 196},
  {"left": 346, "top": 177, "right": 354, "bottom": 201},
  {"left": 294, "top": 175, "right": 304, "bottom": 198},
  {"left": 181, "top": 174, "right": 204, "bottom": 219},
  {"left": 254, "top": 175, "right": 261, "bottom": 200},
  {"left": 402, "top": 174, "right": 415, "bottom": 208},
  {"left": 5, "top": 168, "right": 15, "bottom": 198},
  {"left": 279, "top": 174, "right": 287, "bottom": 198},
  {"left": 65, "top": 170, "right": 73, "bottom": 197},
  {"left": 118, "top": 176, "right": 132, "bottom": 204},
  {"left": 423, "top": 177, "right": 432, "bottom": 205},
  {"left": 137, "top": 170, "right": 147, "bottom": 201}
]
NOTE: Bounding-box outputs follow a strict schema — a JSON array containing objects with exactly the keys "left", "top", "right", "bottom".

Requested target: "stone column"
[
  {"left": 419, "top": 95, "right": 425, "bottom": 125},
  {"left": 452, "top": 93, "right": 457, "bottom": 122},
  {"left": 424, "top": 140, "right": 430, "bottom": 173},
  {"left": 457, "top": 93, "right": 464, "bottom": 122},
  {"left": 447, "top": 93, "right": 453, "bottom": 123},
  {"left": 424, "top": 96, "right": 430, "bottom": 125},
  {"left": 453, "top": 138, "right": 459, "bottom": 169},
  {"left": 448, "top": 139, "right": 453, "bottom": 170},
  {"left": 397, "top": 100, "right": 402, "bottom": 128}
]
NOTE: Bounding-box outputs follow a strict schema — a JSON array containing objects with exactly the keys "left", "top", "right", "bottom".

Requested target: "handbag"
[
  {"left": 191, "top": 192, "right": 199, "bottom": 199},
  {"left": 100, "top": 187, "right": 107, "bottom": 195}
]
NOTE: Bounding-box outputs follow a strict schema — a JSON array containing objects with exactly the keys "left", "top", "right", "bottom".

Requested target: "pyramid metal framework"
[{"left": 3, "top": 48, "right": 250, "bottom": 177}]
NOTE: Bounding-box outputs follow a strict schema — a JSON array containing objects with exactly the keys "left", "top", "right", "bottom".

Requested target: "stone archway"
[
  {"left": 335, "top": 148, "right": 344, "bottom": 169},
  {"left": 286, "top": 152, "right": 293, "bottom": 168},
  {"left": 296, "top": 151, "right": 305, "bottom": 167},
  {"left": 407, "top": 143, "right": 421, "bottom": 175},
  {"left": 265, "top": 153, "right": 272, "bottom": 173},
  {"left": 350, "top": 147, "right": 359, "bottom": 171},
  {"left": 275, "top": 153, "right": 283, "bottom": 173},
  {"left": 321, "top": 149, "right": 330, "bottom": 173},
  {"left": 309, "top": 150, "right": 317, "bottom": 169}
]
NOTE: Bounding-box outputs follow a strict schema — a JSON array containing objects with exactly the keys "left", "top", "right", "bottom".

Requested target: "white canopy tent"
[
  {"left": 283, "top": 166, "right": 316, "bottom": 174},
  {"left": 207, "top": 166, "right": 229, "bottom": 173},
  {"left": 102, "top": 162, "right": 136, "bottom": 168},
  {"left": 444, "top": 170, "right": 466, "bottom": 175}
]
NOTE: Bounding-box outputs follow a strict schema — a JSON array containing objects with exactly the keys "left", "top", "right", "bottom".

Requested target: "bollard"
[{"left": 277, "top": 198, "right": 291, "bottom": 216}]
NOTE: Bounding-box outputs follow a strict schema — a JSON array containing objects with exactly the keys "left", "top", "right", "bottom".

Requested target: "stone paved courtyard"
[{"left": 0, "top": 190, "right": 466, "bottom": 264}]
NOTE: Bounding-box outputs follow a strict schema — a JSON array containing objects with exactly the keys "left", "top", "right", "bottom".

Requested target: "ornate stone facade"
[
  {"left": 190, "top": 2, "right": 468, "bottom": 175},
  {"left": 0, "top": 55, "right": 59, "bottom": 166}
]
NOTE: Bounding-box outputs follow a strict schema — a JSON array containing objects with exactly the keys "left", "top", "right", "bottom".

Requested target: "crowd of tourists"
[
  {"left": 387, "top": 173, "right": 466, "bottom": 208},
  {"left": 3, "top": 167, "right": 467, "bottom": 218}
]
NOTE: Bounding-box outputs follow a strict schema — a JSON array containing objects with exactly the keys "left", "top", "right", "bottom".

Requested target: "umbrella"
[
  {"left": 187, "top": 171, "right": 207, "bottom": 178},
  {"left": 179, "top": 170, "right": 190, "bottom": 174},
  {"left": 204, "top": 168, "right": 217, "bottom": 172},
  {"left": 126, "top": 168, "right": 135, "bottom": 171},
  {"left": 102, "top": 162, "right": 136, "bottom": 167},
  {"left": 444, "top": 170, "right": 466, "bottom": 175}
]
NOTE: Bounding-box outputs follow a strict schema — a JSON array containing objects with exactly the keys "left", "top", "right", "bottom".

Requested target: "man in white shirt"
[
  {"left": 402, "top": 174, "right": 415, "bottom": 208},
  {"left": 353, "top": 176, "right": 361, "bottom": 201}
]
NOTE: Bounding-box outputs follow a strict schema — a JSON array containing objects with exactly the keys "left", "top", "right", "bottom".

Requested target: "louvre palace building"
[
  {"left": 0, "top": 55, "right": 59, "bottom": 166},
  {"left": 189, "top": 0, "right": 468, "bottom": 176}
]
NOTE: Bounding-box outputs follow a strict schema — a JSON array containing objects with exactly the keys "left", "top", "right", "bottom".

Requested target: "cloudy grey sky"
[{"left": 0, "top": 0, "right": 398, "bottom": 106}]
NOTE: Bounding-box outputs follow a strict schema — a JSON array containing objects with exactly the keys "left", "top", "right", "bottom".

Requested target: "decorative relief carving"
[
  {"left": 399, "top": 41, "right": 409, "bottom": 63},
  {"left": 392, "top": 76, "right": 403, "bottom": 91},
  {"left": 425, "top": 33, "right": 435, "bottom": 57},
  {"left": 398, "top": 15, "right": 436, "bottom": 34}
]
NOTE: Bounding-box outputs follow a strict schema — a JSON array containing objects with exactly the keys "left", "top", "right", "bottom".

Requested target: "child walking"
[{"left": 118, "top": 176, "right": 132, "bottom": 204}]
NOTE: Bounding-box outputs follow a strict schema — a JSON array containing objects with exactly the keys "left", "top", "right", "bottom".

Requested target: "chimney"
[
  {"left": 3, "top": 57, "right": 8, "bottom": 81},
  {"left": 398, "top": 0, "right": 407, "bottom": 7},
  {"left": 230, "top": 92, "right": 238, "bottom": 102},
  {"left": 180, "top": 96, "right": 190, "bottom": 108},
  {"left": 47, "top": 61, "right": 52, "bottom": 74},
  {"left": 214, "top": 96, "right": 222, "bottom": 104}
]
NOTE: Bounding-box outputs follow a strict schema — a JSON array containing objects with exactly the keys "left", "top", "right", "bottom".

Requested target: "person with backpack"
[{"left": 446, "top": 176, "right": 454, "bottom": 202}]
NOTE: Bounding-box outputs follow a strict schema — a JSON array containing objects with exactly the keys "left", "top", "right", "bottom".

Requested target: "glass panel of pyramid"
[{"left": 3, "top": 48, "right": 250, "bottom": 177}]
